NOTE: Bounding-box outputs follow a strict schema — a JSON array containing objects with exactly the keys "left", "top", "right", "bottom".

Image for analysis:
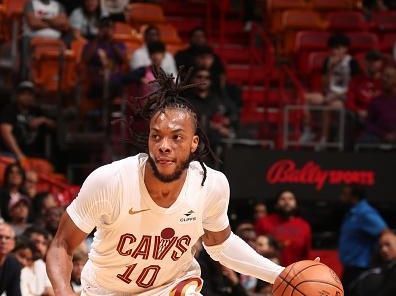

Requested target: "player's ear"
[{"left": 191, "top": 135, "right": 199, "bottom": 153}]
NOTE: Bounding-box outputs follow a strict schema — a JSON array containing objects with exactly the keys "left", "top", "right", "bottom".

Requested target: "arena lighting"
[{"left": 266, "top": 160, "right": 375, "bottom": 190}]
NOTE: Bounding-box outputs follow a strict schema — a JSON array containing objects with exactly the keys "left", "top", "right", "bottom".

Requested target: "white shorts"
[{"left": 80, "top": 261, "right": 203, "bottom": 296}]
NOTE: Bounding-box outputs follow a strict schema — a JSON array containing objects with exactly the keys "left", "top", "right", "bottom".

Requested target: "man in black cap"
[{"left": 0, "top": 81, "right": 55, "bottom": 161}]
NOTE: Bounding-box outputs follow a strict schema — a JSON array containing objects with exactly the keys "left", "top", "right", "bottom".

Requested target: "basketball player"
[{"left": 46, "top": 68, "right": 285, "bottom": 295}]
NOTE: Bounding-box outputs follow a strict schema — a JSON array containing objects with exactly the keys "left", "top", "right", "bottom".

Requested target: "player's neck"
[{"left": 144, "top": 166, "right": 187, "bottom": 208}]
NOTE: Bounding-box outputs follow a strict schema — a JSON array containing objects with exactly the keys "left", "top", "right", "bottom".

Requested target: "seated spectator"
[
  {"left": 301, "top": 34, "right": 360, "bottom": 144},
  {"left": 82, "top": 17, "right": 127, "bottom": 101},
  {"left": 0, "top": 223, "right": 22, "bottom": 295},
  {"left": 13, "top": 239, "right": 54, "bottom": 296},
  {"left": 71, "top": 250, "right": 88, "bottom": 294},
  {"left": 130, "top": 26, "right": 177, "bottom": 77},
  {"left": 186, "top": 68, "right": 237, "bottom": 147},
  {"left": 70, "top": 0, "right": 101, "bottom": 40},
  {"left": 42, "top": 206, "right": 64, "bottom": 238},
  {"left": 31, "top": 192, "right": 58, "bottom": 224},
  {"left": 253, "top": 201, "right": 268, "bottom": 223},
  {"left": 126, "top": 41, "right": 166, "bottom": 97},
  {"left": 193, "top": 45, "right": 225, "bottom": 94},
  {"left": 255, "top": 190, "right": 312, "bottom": 266},
  {"left": 175, "top": 27, "right": 224, "bottom": 76},
  {"left": 23, "top": 0, "right": 69, "bottom": 40},
  {"left": 23, "top": 226, "right": 50, "bottom": 259},
  {"left": 360, "top": 63, "right": 396, "bottom": 144},
  {"left": 22, "top": 0, "right": 70, "bottom": 78},
  {"left": 23, "top": 170, "right": 39, "bottom": 200},
  {"left": 100, "top": 0, "right": 129, "bottom": 22},
  {"left": 346, "top": 51, "right": 384, "bottom": 123},
  {"left": 350, "top": 230, "right": 396, "bottom": 296},
  {"left": 8, "top": 195, "right": 32, "bottom": 236},
  {"left": 0, "top": 163, "right": 26, "bottom": 222},
  {"left": 197, "top": 248, "right": 249, "bottom": 296},
  {"left": 256, "top": 234, "right": 281, "bottom": 264},
  {"left": 0, "top": 81, "right": 56, "bottom": 161}
]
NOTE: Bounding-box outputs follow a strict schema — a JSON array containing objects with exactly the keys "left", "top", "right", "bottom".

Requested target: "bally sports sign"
[{"left": 223, "top": 149, "right": 394, "bottom": 201}]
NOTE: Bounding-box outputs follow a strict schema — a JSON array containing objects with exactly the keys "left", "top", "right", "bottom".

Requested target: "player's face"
[{"left": 148, "top": 108, "right": 199, "bottom": 183}]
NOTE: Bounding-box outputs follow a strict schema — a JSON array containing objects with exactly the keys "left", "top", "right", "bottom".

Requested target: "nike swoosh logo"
[{"left": 129, "top": 208, "right": 150, "bottom": 215}]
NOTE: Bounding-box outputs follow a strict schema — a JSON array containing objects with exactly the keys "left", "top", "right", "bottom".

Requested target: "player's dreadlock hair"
[{"left": 126, "top": 66, "right": 217, "bottom": 186}]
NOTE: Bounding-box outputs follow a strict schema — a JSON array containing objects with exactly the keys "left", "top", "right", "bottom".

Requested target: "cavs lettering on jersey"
[{"left": 67, "top": 154, "right": 230, "bottom": 295}]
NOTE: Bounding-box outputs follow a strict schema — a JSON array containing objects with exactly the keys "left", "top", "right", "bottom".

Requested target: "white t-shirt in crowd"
[
  {"left": 130, "top": 46, "right": 178, "bottom": 77},
  {"left": 67, "top": 153, "right": 230, "bottom": 295},
  {"left": 69, "top": 7, "right": 99, "bottom": 38},
  {"left": 100, "top": 0, "right": 129, "bottom": 15},
  {"left": 20, "top": 259, "right": 52, "bottom": 296},
  {"left": 23, "top": 0, "right": 65, "bottom": 39}
]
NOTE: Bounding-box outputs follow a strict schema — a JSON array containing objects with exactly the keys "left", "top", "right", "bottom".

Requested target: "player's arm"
[
  {"left": 201, "top": 172, "right": 284, "bottom": 284},
  {"left": 46, "top": 213, "right": 88, "bottom": 296},
  {"left": 202, "top": 226, "right": 284, "bottom": 284}
]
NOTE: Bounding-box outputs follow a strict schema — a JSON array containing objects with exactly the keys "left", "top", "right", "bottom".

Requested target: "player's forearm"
[
  {"left": 203, "top": 233, "right": 284, "bottom": 284},
  {"left": 46, "top": 238, "right": 75, "bottom": 295}
]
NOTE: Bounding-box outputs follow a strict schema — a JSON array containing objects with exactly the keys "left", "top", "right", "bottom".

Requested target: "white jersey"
[{"left": 67, "top": 154, "right": 230, "bottom": 295}]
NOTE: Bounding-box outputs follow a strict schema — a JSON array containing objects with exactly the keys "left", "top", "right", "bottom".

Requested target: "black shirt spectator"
[
  {"left": 175, "top": 27, "right": 224, "bottom": 76},
  {"left": 0, "top": 81, "right": 55, "bottom": 161},
  {"left": 0, "top": 255, "right": 22, "bottom": 295},
  {"left": 0, "top": 163, "right": 26, "bottom": 222},
  {"left": 0, "top": 223, "right": 22, "bottom": 296}
]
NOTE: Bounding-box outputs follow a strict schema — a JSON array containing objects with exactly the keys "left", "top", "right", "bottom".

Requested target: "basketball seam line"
[
  {"left": 277, "top": 264, "right": 323, "bottom": 296},
  {"left": 294, "top": 279, "right": 344, "bottom": 291}
]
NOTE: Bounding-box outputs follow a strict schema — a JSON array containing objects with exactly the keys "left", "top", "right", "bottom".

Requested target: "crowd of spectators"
[
  {"left": 300, "top": 31, "right": 396, "bottom": 149},
  {"left": 0, "top": 162, "right": 89, "bottom": 295}
]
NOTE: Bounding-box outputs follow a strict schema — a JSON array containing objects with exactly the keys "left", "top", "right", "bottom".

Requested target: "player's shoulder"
[
  {"left": 85, "top": 154, "right": 140, "bottom": 187},
  {"left": 188, "top": 161, "right": 229, "bottom": 191}
]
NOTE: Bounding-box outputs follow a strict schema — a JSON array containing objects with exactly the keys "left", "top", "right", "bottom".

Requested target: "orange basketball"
[{"left": 272, "top": 260, "right": 344, "bottom": 296}]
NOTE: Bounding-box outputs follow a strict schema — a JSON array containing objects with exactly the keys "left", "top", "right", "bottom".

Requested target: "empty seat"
[
  {"left": 281, "top": 10, "right": 327, "bottom": 31},
  {"left": 267, "top": 0, "right": 307, "bottom": 11},
  {"left": 347, "top": 32, "right": 379, "bottom": 52},
  {"left": 380, "top": 33, "right": 396, "bottom": 53},
  {"left": 267, "top": 0, "right": 308, "bottom": 33},
  {"left": 372, "top": 11, "right": 396, "bottom": 32},
  {"left": 311, "top": 0, "right": 355, "bottom": 11},
  {"left": 113, "top": 22, "right": 142, "bottom": 58},
  {"left": 157, "top": 24, "right": 182, "bottom": 45},
  {"left": 127, "top": 3, "right": 166, "bottom": 27},
  {"left": 3, "top": 0, "right": 27, "bottom": 17},
  {"left": 31, "top": 38, "right": 76, "bottom": 93},
  {"left": 327, "top": 11, "right": 368, "bottom": 31},
  {"left": 294, "top": 31, "right": 331, "bottom": 53}
]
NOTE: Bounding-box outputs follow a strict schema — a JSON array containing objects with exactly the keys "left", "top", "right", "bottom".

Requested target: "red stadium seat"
[
  {"left": 311, "top": 0, "right": 355, "bottom": 11},
  {"left": 380, "top": 33, "right": 396, "bottom": 53},
  {"left": 267, "top": 0, "right": 308, "bottom": 33},
  {"left": 294, "top": 31, "right": 331, "bottom": 53},
  {"left": 127, "top": 3, "right": 166, "bottom": 28},
  {"left": 267, "top": 0, "right": 307, "bottom": 11},
  {"left": 30, "top": 38, "right": 77, "bottom": 93},
  {"left": 157, "top": 24, "right": 183, "bottom": 45},
  {"left": 372, "top": 11, "right": 396, "bottom": 32},
  {"left": 3, "top": 0, "right": 27, "bottom": 17},
  {"left": 327, "top": 11, "right": 368, "bottom": 31},
  {"left": 281, "top": 10, "right": 327, "bottom": 31},
  {"left": 113, "top": 22, "right": 142, "bottom": 59},
  {"left": 347, "top": 32, "right": 379, "bottom": 52}
]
